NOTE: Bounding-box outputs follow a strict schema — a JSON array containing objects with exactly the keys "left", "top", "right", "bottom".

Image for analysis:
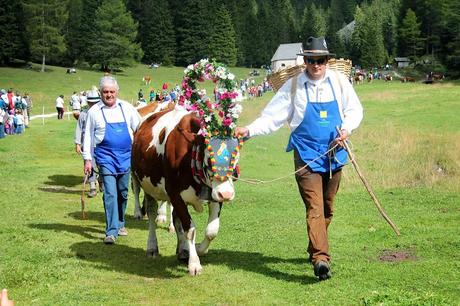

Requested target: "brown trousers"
[{"left": 294, "top": 151, "right": 342, "bottom": 264}]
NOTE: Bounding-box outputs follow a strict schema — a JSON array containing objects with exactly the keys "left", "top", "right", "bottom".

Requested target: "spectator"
[
  {"left": 70, "top": 91, "right": 81, "bottom": 120},
  {"left": 14, "top": 109, "right": 25, "bottom": 134},
  {"left": 56, "top": 94, "right": 65, "bottom": 119},
  {"left": 149, "top": 89, "right": 155, "bottom": 102},
  {"left": 82, "top": 76, "right": 141, "bottom": 244},
  {"left": 75, "top": 87, "right": 101, "bottom": 198}
]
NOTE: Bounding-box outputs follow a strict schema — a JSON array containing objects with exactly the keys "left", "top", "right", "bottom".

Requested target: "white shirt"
[
  {"left": 247, "top": 69, "right": 363, "bottom": 137},
  {"left": 82, "top": 99, "right": 141, "bottom": 161},
  {"left": 71, "top": 94, "right": 81, "bottom": 110},
  {"left": 55, "top": 96, "right": 64, "bottom": 108}
]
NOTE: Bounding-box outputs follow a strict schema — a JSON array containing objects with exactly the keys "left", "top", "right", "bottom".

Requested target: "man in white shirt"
[
  {"left": 70, "top": 91, "right": 81, "bottom": 119},
  {"left": 236, "top": 37, "right": 363, "bottom": 281},
  {"left": 83, "top": 76, "right": 141, "bottom": 244}
]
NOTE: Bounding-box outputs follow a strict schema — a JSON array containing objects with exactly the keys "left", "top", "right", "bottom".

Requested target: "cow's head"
[{"left": 202, "top": 137, "right": 242, "bottom": 202}]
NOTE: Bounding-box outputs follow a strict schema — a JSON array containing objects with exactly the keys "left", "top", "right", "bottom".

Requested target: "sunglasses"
[{"left": 306, "top": 58, "right": 327, "bottom": 65}]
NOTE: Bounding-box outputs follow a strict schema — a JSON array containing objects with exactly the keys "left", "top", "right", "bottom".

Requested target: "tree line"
[{"left": 0, "top": 0, "right": 459, "bottom": 76}]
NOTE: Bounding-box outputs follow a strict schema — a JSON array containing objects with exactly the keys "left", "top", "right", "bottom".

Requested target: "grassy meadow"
[{"left": 0, "top": 64, "right": 459, "bottom": 305}]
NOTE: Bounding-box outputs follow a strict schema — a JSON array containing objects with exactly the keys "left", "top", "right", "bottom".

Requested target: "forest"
[{"left": 1, "top": 0, "right": 459, "bottom": 76}]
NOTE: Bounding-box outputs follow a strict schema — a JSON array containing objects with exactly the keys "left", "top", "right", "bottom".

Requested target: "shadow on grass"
[
  {"left": 30, "top": 223, "right": 105, "bottom": 240},
  {"left": 66, "top": 211, "right": 153, "bottom": 231},
  {"left": 30, "top": 220, "right": 318, "bottom": 283},
  {"left": 43, "top": 174, "right": 83, "bottom": 187},
  {"left": 71, "top": 241, "right": 317, "bottom": 283}
]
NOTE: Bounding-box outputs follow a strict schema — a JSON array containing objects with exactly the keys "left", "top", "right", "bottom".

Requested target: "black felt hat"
[{"left": 297, "top": 36, "right": 335, "bottom": 57}]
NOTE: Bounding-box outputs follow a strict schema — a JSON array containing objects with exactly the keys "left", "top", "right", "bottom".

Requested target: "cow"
[
  {"left": 143, "top": 75, "right": 151, "bottom": 85},
  {"left": 131, "top": 106, "right": 241, "bottom": 275},
  {"left": 401, "top": 76, "right": 416, "bottom": 83},
  {"left": 384, "top": 74, "right": 393, "bottom": 82},
  {"left": 367, "top": 73, "right": 374, "bottom": 82},
  {"left": 432, "top": 73, "right": 444, "bottom": 81},
  {"left": 133, "top": 101, "right": 176, "bottom": 234},
  {"left": 354, "top": 73, "right": 364, "bottom": 85}
]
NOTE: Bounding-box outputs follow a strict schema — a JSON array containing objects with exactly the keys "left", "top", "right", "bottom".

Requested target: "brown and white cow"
[{"left": 131, "top": 106, "right": 240, "bottom": 275}]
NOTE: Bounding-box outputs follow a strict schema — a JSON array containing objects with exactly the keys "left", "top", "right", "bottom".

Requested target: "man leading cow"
[
  {"left": 83, "top": 76, "right": 141, "bottom": 244},
  {"left": 236, "top": 37, "right": 363, "bottom": 280}
]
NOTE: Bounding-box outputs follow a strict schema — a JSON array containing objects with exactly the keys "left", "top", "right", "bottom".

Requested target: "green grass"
[{"left": 0, "top": 66, "right": 459, "bottom": 305}]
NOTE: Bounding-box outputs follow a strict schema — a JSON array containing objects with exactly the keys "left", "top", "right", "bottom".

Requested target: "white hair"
[{"left": 99, "top": 76, "right": 119, "bottom": 91}]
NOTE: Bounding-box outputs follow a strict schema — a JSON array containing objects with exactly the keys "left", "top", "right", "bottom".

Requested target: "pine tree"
[
  {"left": 64, "top": 0, "right": 83, "bottom": 65},
  {"left": 22, "top": 0, "right": 68, "bottom": 72},
  {"left": 175, "top": 0, "right": 212, "bottom": 66},
  {"left": 301, "top": 3, "right": 328, "bottom": 45},
  {"left": 0, "top": 0, "right": 29, "bottom": 64},
  {"left": 444, "top": 0, "right": 460, "bottom": 76},
  {"left": 138, "top": 0, "right": 176, "bottom": 66},
  {"left": 399, "top": 8, "right": 424, "bottom": 59},
  {"left": 87, "top": 0, "right": 142, "bottom": 70},
  {"left": 208, "top": 5, "right": 237, "bottom": 66},
  {"left": 78, "top": 0, "right": 102, "bottom": 64}
]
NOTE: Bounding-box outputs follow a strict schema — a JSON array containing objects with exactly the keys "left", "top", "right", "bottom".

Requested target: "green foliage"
[
  {"left": 0, "top": 0, "right": 29, "bottom": 64},
  {"left": 22, "top": 0, "right": 68, "bottom": 71},
  {"left": 87, "top": 0, "right": 143, "bottom": 70},
  {"left": 137, "top": 0, "right": 176, "bottom": 66},
  {"left": 301, "top": 2, "right": 328, "bottom": 45},
  {"left": 208, "top": 5, "right": 237, "bottom": 66},
  {"left": 399, "top": 8, "right": 424, "bottom": 60},
  {"left": 64, "top": 0, "right": 83, "bottom": 65}
]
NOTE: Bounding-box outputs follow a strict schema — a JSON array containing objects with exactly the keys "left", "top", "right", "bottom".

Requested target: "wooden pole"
[
  {"left": 81, "top": 174, "right": 88, "bottom": 220},
  {"left": 336, "top": 127, "right": 400, "bottom": 236}
]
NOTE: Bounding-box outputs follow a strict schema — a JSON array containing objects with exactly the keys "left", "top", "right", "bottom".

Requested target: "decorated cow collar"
[{"left": 205, "top": 136, "right": 243, "bottom": 182}]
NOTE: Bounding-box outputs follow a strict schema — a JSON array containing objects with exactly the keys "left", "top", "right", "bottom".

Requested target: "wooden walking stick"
[
  {"left": 81, "top": 174, "right": 89, "bottom": 220},
  {"left": 336, "top": 127, "right": 400, "bottom": 236}
]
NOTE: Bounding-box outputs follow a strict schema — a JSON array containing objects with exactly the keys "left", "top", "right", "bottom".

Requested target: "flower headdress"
[{"left": 178, "top": 59, "right": 243, "bottom": 138}]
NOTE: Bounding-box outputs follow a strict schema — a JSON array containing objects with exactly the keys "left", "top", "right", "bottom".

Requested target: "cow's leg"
[
  {"left": 145, "top": 194, "right": 160, "bottom": 257},
  {"left": 131, "top": 174, "right": 144, "bottom": 220},
  {"left": 173, "top": 211, "right": 188, "bottom": 262},
  {"left": 155, "top": 201, "right": 168, "bottom": 224},
  {"left": 169, "top": 194, "right": 202, "bottom": 276},
  {"left": 168, "top": 204, "right": 175, "bottom": 233},
  {"left": 196, "top": 201, "right": 221, "bottom": 256}
]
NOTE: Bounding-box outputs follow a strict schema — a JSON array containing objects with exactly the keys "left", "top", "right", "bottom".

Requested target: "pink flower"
[
  {"left": 223, "top": 118, "right": 233, "bottom": 126},
  {"left": 218, "top": 111, "right": 224, "bottom": 118}
]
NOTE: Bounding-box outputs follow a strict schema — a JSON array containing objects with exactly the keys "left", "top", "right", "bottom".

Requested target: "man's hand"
[
  {"left": 234, "top": 127, "right": 249, "bottom": 139},
  {"left": 75, "top": 144, "right": 82, "bottom": 154},
  {"left": 84, "top": 160, "right": 92, "bottom": 175},
  {"left": 1, "top": 289, "right": 14, "bottom": 306},
  {"left": 331, "top": 129, "right": 349, "bottom": 148}
]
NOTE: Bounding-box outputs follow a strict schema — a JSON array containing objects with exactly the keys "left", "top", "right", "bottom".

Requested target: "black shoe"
[{"left": 313, "top": 261, "right": 332, "bottom": 281}]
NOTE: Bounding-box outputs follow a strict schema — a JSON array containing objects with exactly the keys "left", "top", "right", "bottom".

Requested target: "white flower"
[
  {"left": 231, "top": 113, "right": 239, "bottom": 119},
  {"left": 229, "top": 122, "right": 236, "bottom": 129},
  {"left": 227, "top": 73, "right": 235, "bottom": 80},
  {"left": 204, "top": 115, "right": 212, "bottom": 122}
]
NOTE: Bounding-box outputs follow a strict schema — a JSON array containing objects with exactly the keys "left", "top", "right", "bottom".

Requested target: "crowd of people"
[
  {"left": 135, "top": 82, "right": 181, "bottom": 108},
  {"left": 0, "top": 88, "right": 32, "bottom": 138}
]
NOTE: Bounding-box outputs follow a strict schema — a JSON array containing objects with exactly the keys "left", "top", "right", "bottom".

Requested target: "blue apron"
[
  {"left": 286, "top": 77, "right": 347, "bottom": 173},
  {"left": 94, "top": 104, "right": 132, "bottom": 174}
]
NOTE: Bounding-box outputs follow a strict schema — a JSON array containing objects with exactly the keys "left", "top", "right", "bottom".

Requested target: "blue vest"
[
  {"left": 94, "top": 104, "right": 132, "bottom": 174},
  {"left": 286, "top": 77, "right": 347, "bottom": 173}
]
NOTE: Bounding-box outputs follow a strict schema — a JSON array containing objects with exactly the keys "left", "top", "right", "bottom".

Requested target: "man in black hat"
[{"left": 236, "top": 37, "right": 363, "bottom": 280}]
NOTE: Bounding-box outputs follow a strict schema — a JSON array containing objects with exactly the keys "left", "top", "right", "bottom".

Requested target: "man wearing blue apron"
[
  {"left": 82, "top": 76, "right": 141, "bottom": 244},
  {"left": 236, "top": 37, "right": 363, "bottom": 280}
]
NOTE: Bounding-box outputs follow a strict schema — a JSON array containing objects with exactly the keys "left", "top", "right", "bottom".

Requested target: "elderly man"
[
  {"left": 236, "top": 37, "right": 363, "bottom": 280},
  {"left": 83, "top": 76, "right": 141, "bottom": 244}
]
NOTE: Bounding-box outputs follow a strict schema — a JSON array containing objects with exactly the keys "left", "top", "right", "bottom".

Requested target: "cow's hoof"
[
  {"left": 188, "top": 263, "right": 202, "bottom": 276},
  {"left": 168, "top": 225, "right": 175, "bottom": 233},
  {"left": 146, "top": 248, "right": 159, "bottom": 258},
  {"left": 177, "top": 250, "right": 189, "bottom": 263},
  {"left": 155, "top": 215, "right": 167, "bottom": 224}
]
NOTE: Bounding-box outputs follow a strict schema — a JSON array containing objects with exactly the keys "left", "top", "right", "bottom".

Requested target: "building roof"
[
  {"left": 337, "top": 20, "right": 355, "bottom": 42},
  {"left": 271, "top": 43, "right": 303, "bottom": 62},
  {"left": 394, "top": 57, "right": 410, "bottom": 62}
]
